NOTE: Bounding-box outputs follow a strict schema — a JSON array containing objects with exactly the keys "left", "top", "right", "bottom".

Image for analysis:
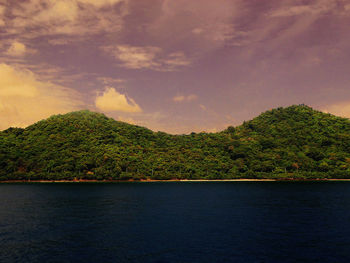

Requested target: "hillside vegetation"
[{"left": 1, "top": 105, "right": 350, "bottom": 180}]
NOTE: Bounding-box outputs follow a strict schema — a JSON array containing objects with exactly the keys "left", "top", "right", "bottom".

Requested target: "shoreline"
[{"left": 1, "top": 178, "right": 350, "bottom": 183}]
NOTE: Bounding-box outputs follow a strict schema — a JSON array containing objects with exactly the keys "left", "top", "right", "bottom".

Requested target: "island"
[{"left": 1, "top": 104, "right": 350, "bottom": 181}]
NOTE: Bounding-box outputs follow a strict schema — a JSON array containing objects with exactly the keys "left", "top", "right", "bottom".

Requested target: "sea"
[{"left": 1, "top": 181, "right": 350, "bottom": 263}]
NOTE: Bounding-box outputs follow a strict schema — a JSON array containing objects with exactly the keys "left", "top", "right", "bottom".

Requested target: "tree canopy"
[{"left": 1, "top": 105, "right": 350, "bottom": 181}]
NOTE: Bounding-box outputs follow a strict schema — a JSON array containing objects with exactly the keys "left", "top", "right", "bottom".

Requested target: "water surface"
[{"left": 1, "top": 182, "right": 350, "bottom": 262}]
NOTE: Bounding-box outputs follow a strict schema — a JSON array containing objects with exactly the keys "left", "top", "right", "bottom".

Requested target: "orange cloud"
[
  {"left": 0, "top": 5, "right": 5, "bottom": 27},
  {"left": 173, "top": 94, "right": 198, "bottom": 102},
  {"left": 322, "top": 102, "right": 350, "bottom": 119},
  {"left": 0, "top": 63, "right": 81, "bottom": 129},
  {"left": 5, "top": 0, "right": 128, "bottom": 38},
  {"left": 79, "top": 0, "right": 125, "bottom": 8},
  {"left": 6, "top": 41, "right": 27, "bottom": 56},
  {"left": 95, "top": 87, "right": 142, "bottom": 113}
]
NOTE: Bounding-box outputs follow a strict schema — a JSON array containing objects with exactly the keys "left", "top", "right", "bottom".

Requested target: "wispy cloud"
[
  {"left": 103, "top": 45, "right": 191, "bottom": 71},
  {"left": 47, "top": 38, "right": 72, "bottom": 46},
  {"left": 79, "top": 0, "right": 125, "bottom": 8},
  {"left": 97, "top": 77, "right": 126, "bottom": 85},
  {"left": 149, "top": 0, "right": 241, "bottom": 45},
  {"left": 104, "top": 45, "right": 162, "bottom": 69},
  {"left": 3, "top": 0, "right": 129, "bottom": 39},
  {"left": 163, "top": 52, "right": 191, "bottom": 67},
  {"left": 173, "top": 94, "right": 198, "bottom": 103},
  {"left": 269, "top": 0, "right": 337, "bottom": 17}
]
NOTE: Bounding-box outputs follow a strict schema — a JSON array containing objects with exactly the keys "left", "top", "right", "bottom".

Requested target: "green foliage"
[{"left": 1, "top": 105, "right": 350, "bottom": 180}]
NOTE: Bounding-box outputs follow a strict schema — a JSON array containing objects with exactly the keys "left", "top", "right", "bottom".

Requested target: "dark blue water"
[{"left": 1, "top": 182, "right": 350, "bottom": 262}]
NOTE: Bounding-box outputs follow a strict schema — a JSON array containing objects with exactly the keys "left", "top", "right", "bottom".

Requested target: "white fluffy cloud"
[
  {"left": 0, "top": 63, "right": 81, "bottom": 129},
  {"left": 95, "top": 87, "right": 142, "bottom": 113}
]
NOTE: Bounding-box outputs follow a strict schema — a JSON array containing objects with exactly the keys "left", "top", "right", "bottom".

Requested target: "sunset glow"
[{"left": 1, "top": 0, "right": 350, "bottom": 133}]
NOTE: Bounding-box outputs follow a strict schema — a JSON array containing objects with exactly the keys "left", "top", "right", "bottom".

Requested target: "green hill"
[{"left": 1, "top": 105, "right": 350, "bottom": 180}]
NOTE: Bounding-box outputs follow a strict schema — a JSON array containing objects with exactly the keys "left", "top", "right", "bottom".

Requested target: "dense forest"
[{"left": 1, "top": 105, "right": 350, "bottom": 181}]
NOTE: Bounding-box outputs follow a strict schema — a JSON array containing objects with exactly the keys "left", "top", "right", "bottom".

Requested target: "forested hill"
[{"left": 1, "top": 105, "right": 350, "bottom": 181}]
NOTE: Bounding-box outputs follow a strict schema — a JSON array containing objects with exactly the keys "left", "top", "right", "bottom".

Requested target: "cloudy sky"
[{"left": 1, "top": 0, "right": 350, "bottom": 134}]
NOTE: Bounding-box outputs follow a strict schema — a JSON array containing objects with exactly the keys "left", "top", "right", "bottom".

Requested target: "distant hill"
[{"left": 1, "top": 105, "right": 350, "bottom": 180}]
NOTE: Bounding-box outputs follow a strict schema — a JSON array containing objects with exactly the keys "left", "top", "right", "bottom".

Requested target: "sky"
[{"left": 0, "top": 0, "right": 350, "bottom": 134}]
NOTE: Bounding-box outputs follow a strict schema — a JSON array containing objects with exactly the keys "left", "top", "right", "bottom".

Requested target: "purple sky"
[{"left": 1, "top": 0, "right": 350, "bottom": 134}]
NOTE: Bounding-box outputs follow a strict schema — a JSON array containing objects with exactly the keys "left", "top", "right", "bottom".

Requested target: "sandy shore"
[{"left": 1, "top": 178, "right": 350, "bottom": 183}]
